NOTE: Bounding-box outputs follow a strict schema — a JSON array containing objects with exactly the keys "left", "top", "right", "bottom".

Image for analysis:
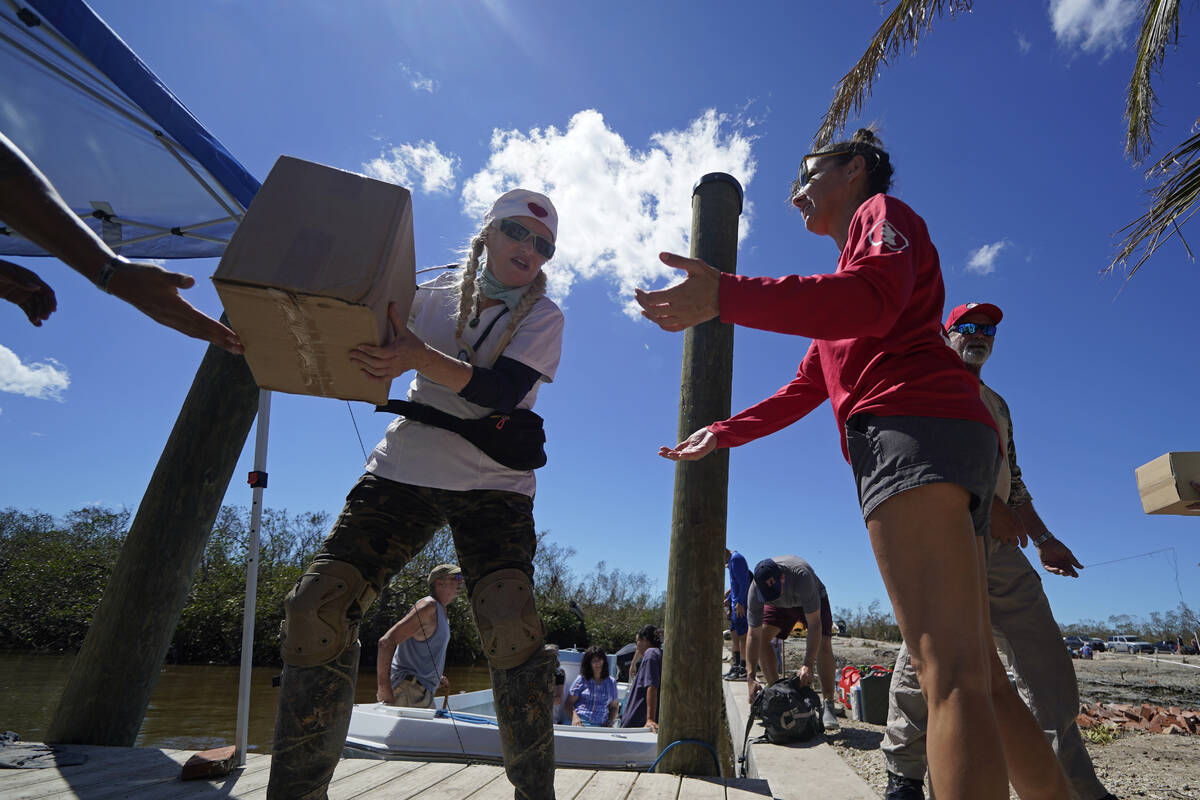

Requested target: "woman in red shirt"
[{"left": 636, "top": 130, "right": 1067, "bottom": 800}]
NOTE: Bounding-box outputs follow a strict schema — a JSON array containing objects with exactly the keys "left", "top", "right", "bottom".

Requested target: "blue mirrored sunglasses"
[
  {"left": 494, "top": 218, "right": 555, "bottom": 260},
  {"left": 949, "top": 322, "right": 997, "bottom": 336}
]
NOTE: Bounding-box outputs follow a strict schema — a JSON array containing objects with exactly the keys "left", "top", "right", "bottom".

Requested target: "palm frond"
[
  {"left": 814, "top": 0, "right": 973, "bottom": 148},
  {"left": 1108, "top": 126, "right": 1200, "bottom": 278},
  {"left": 1125, "top": 0, "right": 1181, "bottom": 161}
]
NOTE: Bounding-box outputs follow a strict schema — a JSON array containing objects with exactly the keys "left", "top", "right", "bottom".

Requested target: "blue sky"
[{"left": 2, "top": 0, "right": 1198, "bottom": 628}]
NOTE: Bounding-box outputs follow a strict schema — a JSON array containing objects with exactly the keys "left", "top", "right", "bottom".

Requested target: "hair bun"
[{"left": 851, "top": 128, "right": 881, "bottom": 146}]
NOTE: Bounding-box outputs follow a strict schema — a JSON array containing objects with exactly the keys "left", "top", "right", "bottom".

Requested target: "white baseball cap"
[{"left": 485, "top": 189, "right": 558, "bottom": 240}]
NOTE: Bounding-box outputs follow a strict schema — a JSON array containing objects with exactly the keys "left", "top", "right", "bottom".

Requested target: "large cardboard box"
[
  {"left": 1135, "top": 452, "right": 1200, "bottom": 516},
  {"left": 213, "top": 156, "right": 415, "bottom": 404}
]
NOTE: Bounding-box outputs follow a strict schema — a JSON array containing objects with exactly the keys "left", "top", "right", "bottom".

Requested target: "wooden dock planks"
[{"left": 0, "top": 746, "right": 777, "bottom": 799}]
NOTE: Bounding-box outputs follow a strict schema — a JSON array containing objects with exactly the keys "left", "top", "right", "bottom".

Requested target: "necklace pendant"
[{"left": 468, "top": 316, "right": 480, "bottom": 328}]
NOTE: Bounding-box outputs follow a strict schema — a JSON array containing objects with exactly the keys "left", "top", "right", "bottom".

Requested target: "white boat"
[{"left": 344, "top": 650, "right": 658, "bottom": 770}]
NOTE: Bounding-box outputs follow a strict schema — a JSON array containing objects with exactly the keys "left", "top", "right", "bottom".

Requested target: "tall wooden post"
[
  {"left": 46, "top": 341, "right": 259, "bottom": 745},
  {"left": 656, "top": 173, "right": 742, "bottom": 775}
]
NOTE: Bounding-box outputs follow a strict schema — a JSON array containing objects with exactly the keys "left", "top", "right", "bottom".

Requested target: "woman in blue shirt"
[{"left": 566, "top": 645, "right": 618, "bottom": 726}]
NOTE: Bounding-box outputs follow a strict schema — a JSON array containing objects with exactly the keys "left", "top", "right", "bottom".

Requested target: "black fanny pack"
[{"left": 375, "top": 399, "right": 547, "bottom": 471}]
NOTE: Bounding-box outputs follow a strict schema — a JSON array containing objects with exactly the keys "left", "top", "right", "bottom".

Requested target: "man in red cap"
[{"left": 880, "top": 302, "right": 1115, "bottom": 800}]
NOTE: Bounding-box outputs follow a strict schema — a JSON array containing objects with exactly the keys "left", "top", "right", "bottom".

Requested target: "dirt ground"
[{"left": 780, "top": 637, "right": 1200, "bottom": 799}]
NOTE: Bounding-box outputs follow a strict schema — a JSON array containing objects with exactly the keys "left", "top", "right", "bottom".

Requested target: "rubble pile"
[{"left": 1077, "top": 702, "right": 1199, "bottom": 735}]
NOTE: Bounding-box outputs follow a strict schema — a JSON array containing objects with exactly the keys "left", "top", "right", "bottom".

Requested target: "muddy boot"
[
  {"left": 490, "top": 644, "right": 557, "bottom": 800},
  {"left": 266, "top": 642, "right": 360, "bottom": 800}
]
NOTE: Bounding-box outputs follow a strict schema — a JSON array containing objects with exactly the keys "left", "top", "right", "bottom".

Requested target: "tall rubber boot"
[
  {"left": 266, "top": 642, "right": 360, "bottom": 800},
  {"left": 490, "top": 644, "right": 558, "bottom": 800}
]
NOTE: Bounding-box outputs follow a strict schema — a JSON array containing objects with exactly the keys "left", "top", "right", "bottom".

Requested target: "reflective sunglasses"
[
  {"left": 949, "top": 322, "right": 997, "bottom": 336},
  {"left": 796, "top": 149, "right": 852, "bottom": 189},
  {"left": 493, "top": 218, "right": 555, "bottom": 260}
]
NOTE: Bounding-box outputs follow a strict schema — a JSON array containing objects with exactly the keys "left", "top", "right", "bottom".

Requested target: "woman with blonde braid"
[{"left": 268, "top": 190, "right": 564, "bottom": 800}]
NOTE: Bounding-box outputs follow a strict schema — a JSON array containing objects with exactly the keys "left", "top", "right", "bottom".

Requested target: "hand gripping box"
[
  {"left": 1135, "top": 452, "right": 1200, "bottom": 516},
  {"left": 213, "top": 156, "right": 415, "bottom": 404}
]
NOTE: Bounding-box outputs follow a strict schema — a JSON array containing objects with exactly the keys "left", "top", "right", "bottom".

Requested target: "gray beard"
[{"left": 961, "top": 345, "right": 990, "bottom": 367}]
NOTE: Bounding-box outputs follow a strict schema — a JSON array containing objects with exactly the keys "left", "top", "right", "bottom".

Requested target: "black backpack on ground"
[{"left": 747, "top": 675, "right": 824, "bottom": 745}]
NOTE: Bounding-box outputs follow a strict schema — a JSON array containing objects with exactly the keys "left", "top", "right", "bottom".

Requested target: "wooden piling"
[
  {"left": 656, "top": 173, "right": 742, "bottom": 775},
  {"left": 46, "top": 340, "right": 259, "bottom": 745}
]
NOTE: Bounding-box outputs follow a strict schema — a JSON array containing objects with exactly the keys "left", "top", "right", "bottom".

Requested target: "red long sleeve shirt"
[{"left": 709, "top": 194, "right": 996, "bottom": 461}]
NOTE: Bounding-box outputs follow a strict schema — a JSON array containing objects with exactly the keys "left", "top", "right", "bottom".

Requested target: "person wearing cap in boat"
[
  {"left": 268, "top": 188, "right": 564, "bottom": 800},
  {"left": 746, "top": 555, "right": 840, "bottom": 733},
  {"left": 376, "top": 563, "right": 464, "bottom": 708}
]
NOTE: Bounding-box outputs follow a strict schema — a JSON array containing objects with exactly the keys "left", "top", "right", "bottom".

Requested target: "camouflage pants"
[{"left": 268, "top": 474, "right": 556, "bottom": 800}]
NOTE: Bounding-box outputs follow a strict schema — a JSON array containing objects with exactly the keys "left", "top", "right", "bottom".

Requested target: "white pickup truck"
[{"left": 1106, "top": 635, "right": 1153, "bottom": 653}]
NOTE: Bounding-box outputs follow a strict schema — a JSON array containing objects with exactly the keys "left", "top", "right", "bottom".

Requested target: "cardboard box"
[
  {"left": 213, "top": 155, "right": 415, "bottom": 404},
  {"left": 1135, "top": 452, "right": 1200, "bottom": 516}
]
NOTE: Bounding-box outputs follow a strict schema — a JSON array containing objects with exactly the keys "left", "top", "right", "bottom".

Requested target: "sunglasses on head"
[
  {"left": 493, "top": 218, "right": 555, "bottom": 260},
  {"left": 949, "top": 322, "right": 997, "bottom": 336}
]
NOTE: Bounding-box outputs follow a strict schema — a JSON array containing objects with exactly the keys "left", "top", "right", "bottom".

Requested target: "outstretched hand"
[
  {"left": 351, "top": 302, "right": 423, "bottom": 381},
  {"left": 0, "top": 259, "right": 56, "bottom": 326},
  {"left": 107, "top": 261, "right": 242, "bottom": 354},
  {"left": 658, "top": 427, "right": 718, "bottom": 461},
  {"left": 1039, "top": 538, "right": 1083, "bottom": 578},
  {"left": 634, "top": 252, "right": 722, "bottom": 331}
]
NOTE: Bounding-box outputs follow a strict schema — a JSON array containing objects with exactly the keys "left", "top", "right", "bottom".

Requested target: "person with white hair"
[{"left": 268, "top": 189, "right": 565, "bottom": 800}]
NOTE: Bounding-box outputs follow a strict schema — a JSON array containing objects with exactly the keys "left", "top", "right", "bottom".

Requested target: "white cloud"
[
  {"left": 363, "top": 141, "right": 459, "bottom": 194},
  {"left": 397, "top": 62, "right": 436, "bottom": 93},
  {"left": 0, "top": 344, "right": 69, "bottom": 399},
  {"left": 1015, "top": 30, "right": 1032, "bottom": 54},
  {"left": 1049, "top": 0, "right": 1138, "bottom": 57},
  {"left": 461, "top": 108, "right": 757, "bottom": 315},
  {"left": 965, "top": 240, "right": 1009, "bottom": 275}
]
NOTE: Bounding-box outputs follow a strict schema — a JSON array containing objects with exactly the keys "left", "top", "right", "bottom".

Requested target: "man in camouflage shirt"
[{"left": 880, "top": 302, "right": 1115, "bottom": 800}]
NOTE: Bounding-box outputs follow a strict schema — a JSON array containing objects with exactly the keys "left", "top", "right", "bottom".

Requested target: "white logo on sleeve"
[{"left": 867, "top": 219, "right": 910, "bottom": 252}]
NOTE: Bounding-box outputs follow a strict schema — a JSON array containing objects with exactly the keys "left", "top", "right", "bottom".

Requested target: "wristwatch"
[
  {"left": 96, "top": 255, "right": 131, "bottom": 293},
  {"left": 1033, "top": 532, "right": 1053, "bottom": 546}
]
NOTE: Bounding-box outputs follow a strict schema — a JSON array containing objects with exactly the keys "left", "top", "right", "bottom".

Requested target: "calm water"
[{"left": 0, "top": 651, "right": 493, "bottom": 754}]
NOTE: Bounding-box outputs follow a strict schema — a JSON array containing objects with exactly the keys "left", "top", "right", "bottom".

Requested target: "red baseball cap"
[{"left": 946, "top": 302, "right": 1003, "bottom": 330}]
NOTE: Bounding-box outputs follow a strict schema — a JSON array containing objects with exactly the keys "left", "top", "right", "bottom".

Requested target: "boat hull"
[{"left": 344, "top": 689, "right": 657, "bottom": 770}]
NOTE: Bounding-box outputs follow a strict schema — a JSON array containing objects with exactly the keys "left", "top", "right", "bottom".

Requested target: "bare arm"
[
  {"left": 991, "top": 496, "right": 1028, "bottom": 548},
  {"left": 798, "top": 609, "right": 823, "bottom": 687},
  {"left": 352, "top": 301, "right": 474, "bottom": 390},
  {"left": 0, "top": 132, "right": 241, "bottom": 352},
  {"left": 645, "top": 686, "right": 659, "bottom": 732}
]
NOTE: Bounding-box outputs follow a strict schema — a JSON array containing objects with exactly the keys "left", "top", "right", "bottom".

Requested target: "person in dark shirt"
[{"left": 620, "top": 625, "right": 662, "bottom": 731}]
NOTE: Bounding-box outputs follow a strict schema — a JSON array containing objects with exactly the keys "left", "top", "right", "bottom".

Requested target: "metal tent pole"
[{"left": 235, "top": 389, "right": 272, "bottom": 764}]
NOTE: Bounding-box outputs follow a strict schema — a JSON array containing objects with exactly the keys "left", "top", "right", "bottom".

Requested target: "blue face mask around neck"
[{"left": 477, "top": 265, "right": 530, "bottom": 312}]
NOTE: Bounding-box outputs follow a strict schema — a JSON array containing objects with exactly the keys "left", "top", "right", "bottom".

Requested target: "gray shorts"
[{"left": 844, "top": 414, "right": 1000, "bottom": 536}]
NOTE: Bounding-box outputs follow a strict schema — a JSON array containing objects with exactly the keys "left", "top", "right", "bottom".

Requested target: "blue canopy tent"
[
  {"left": 0, "top": 0, "right": 269, "bottom": 762},
  {"left": 0, "top": 0, "right": 258, "bottom": 257}
]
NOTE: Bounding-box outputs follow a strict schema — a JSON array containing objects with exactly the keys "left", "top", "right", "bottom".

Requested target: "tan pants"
[{"left": 391, "top": 677, "right": 434, "bottom": 709}]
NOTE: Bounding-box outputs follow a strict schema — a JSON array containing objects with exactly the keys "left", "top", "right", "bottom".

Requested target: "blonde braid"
[
  {"left": 453, "top": 228, "right": 488, "bottom": 343},
  {"left": 489, "top": 270, "right": 547, "bottom": 362}
]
